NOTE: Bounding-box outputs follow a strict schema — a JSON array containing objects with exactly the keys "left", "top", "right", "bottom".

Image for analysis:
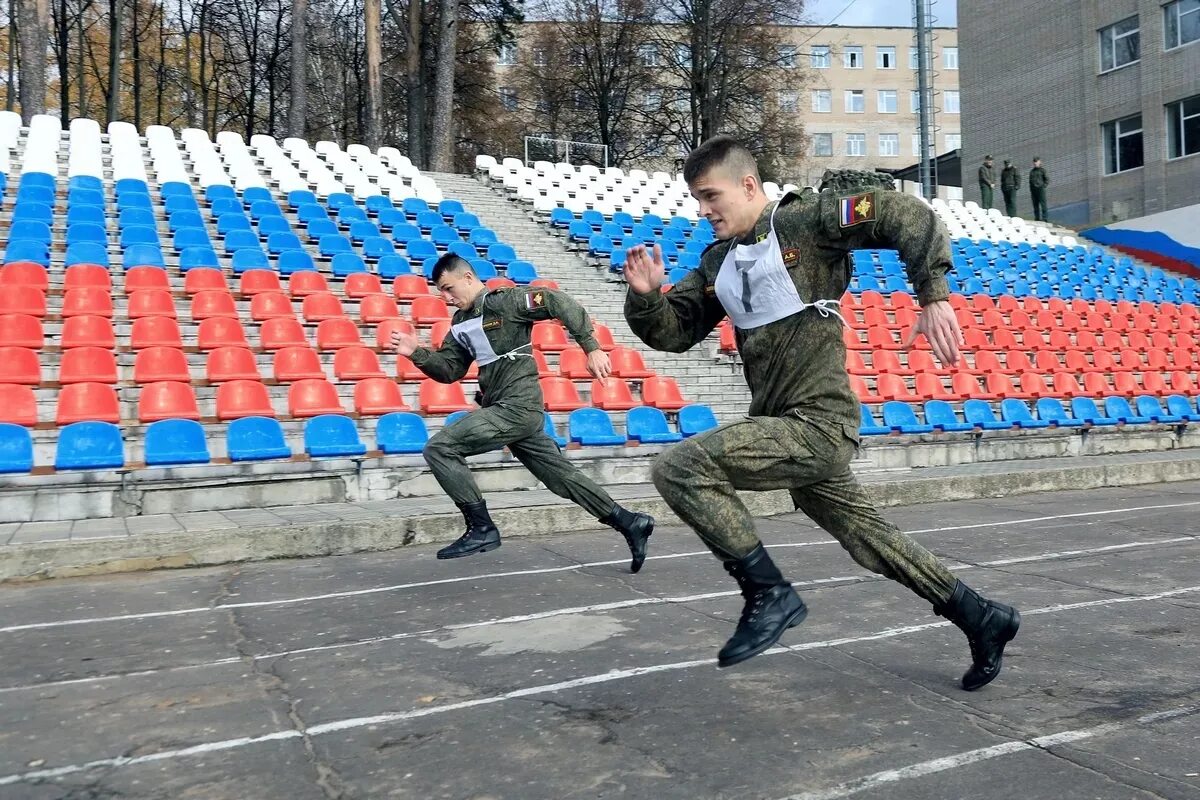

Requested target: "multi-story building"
[{"left": 960, "top": 0, "right": 1200, "bottom": 226}]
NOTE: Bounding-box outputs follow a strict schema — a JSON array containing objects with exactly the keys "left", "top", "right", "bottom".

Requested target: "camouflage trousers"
[
  {"left": 651, "top": 414, "right": 957, "bottom": 606},
  {"left": 423, "top": 404, "right": 616, "bottom": 519}
]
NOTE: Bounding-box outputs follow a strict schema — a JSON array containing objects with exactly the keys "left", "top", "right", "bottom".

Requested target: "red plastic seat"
[
  {"left": 985, "top": 373, "right": 1022, "bottom": 399},
  {"left": 1117, "top": 348, "right": 1143, "bottom": 371},
  {"left": 0, "top": 262, "right": 48, "bottom": 290},
  {"left": 377, "top": 318, "right": 416, "bottom": 350},
  {"left": 890, "top": 290, "right": 916, "bottom": 310},
  {"left": 130, "top": 316, "right": 182, "bottom": 350},
  {"left": 1020, "top": 297, "right": 1043, "bottom": 314},
  {"left": 134, "top": 347, "right": 191, "bottom": 383},
  {"left": 1100, "top": 331, "right": 1125, "bottom": 353},
  {"left": 410, "top": 295, "right": 450, "bottom": 324},
  {"left": 215, "top": 380, "right": 276, "bottom": 420},
  {"left": 1048, "top": 329, "right": 1073, "bottom": 350},
  {"left": 392, "top": 275, "right": 431, "bottom": 301},
  {"left": 851, "top": 375, "right": 882, "bottom": 404},
  {"left": 970, "top": 350, "right": 1002, "bottom": 374},
  {"left": 846, "top": 350, "right": 867, "bottom": 375},
  {"left": 719, "top": 323, "right": 737, "bottom": 353},
  {"left": 344, "top": 273, "right": 383, "bottom": 299},
  {"left": 992, "top": 330, "right": 1020, "bottom": 350},
  {"left": 184, "top": 267, "right": 228, "bottom": 295},
  {"left": 57, "top": 382, "right": 121, "bottom": 424},
  {"left": 316, "top": 318, "right": 363, "bottom": 350},
  {"left": 1141, "top": 372, "right": 1168, "bottom": 395},
  {"left": 530, "top": 278, "right": 559, "bottom": 290},
  {"left": 428, "top": 320, "right": 452, "bottom": 349},
  {"left": 1034, "top": 351, "right": 1061, "bottom": 373},
  {"left": 273, "top": 347, "right": 326, "bottom": 382},
  {"left": 302, "top": 292, "right": 345, "bottom": 322},
  {"left": 876, "top": 373, "right": 914, "bottom": 401},
  {"left": 1053, "top": 372, "right": 1084, "bottom": 398},
  {"left": 1171, "top": 348, "right": 1195, "bottom": 371},
  {"left": 1060, "top": 311, "right": 1082, "bottom": 332},
  {"left": 860, "top": 290, "right": 885, "bottom": 308},
  {"left": 486, "top": 277, "right": 517, "bottom": 290},
  {"left": 1019, "top": 372, "right": 1049, "bottom": 398},
  {"left": 61, "top": 287, "right": 114, "bottom": 319},
  {"left": 610, "top": 346, "right": 654, "bottom": 378},
  {"left": 1046, "top": 298, "right": 1067, "bottom": 315},
  {"left": 251, "top": 291, "right": 295, "bottom": 321},
  {"left": 334, "top": 346, "right": 385, "bottom": 380},
  {"left": 127, "top": 289, "right": 177, "bottom": 319},
  {"left": 591, "top": 377, "right": 639, "bottom": 411},
  {"left": 872, "top": 350, "right": 905, "bottom": 375},
  {"left": 123, "top": 266, "right": 171, "bottom": 293},
  {"left": 63, "top": 264, "right": 111, "bottom": 292},
  {"left": 191, "top": 290, "right": 239, "bottom": 320},
  {"left": 908, "top": 350, "right": 948, "bottom": 377},
  {"left": 864, "top": 307, "right": 892, "bottom": 329},
  {"left": 843, "top": 326, "right": 866, "bottom": 350},
  {"left": 539, "top": 376, "right": 587, "bottom": 411},
  {"left": 138, "top": 381, "right": 200, "bottom": 422},
  {"left": 867, "top": 327, "right": 900, "bottom": 351},
  {"left": 952, "top": 372, "right": 990, "bottom": 399},
  {"left": 915, "top": 373, "right": 954, "bottom": 401},
  {"left": 259, "top": 317, "right": 308, "bottom": 350},
  {"left": 1149, "top": 332, "right": 1174, "bottom": 351},
  {"left": 197, "top": 317, "right": 250, "bottom": 351},
  {"left": 289, "top": 271, "right": 330, "bottom": 297},
  {"left": 0, "top": 314, "right": 44, "bottom": 349},
  {"left": 359, "top": 294, "right": 401, "bottom": 324},
  {"left": 963, "top": 328, "right": 990, "bottom": 351},
  {"left": 240, "top": 269, "right": 283, "bottom": 296},
  {"left": 1005, "top": 350, "right": 1033, "bottom": 374},
  {"left": 59, "top": 347, "right": 118, "bottom": 384},
  {"left": 1113, "top": 372, "right": 1140, "bottom": 395},
  {"left": 1145, "top": 348, "right": 1168, "bottom": 370},
  {"left": 893, "top": 306, "right": 918, "bottom": 330},
  {"left": 419, "top": 379, "right": 472, "bottom": 413},
  {"left": 354, "top": 377, "right": 410, "bottom": 416},
  {"left": 640, "top": 375, "right": 688, "bottom": 411},
  {"left": 0, "top": 286, "right": 45, "bottom": 317},
  {"left": 1063, "top": 350, "right": 1089, "bottom": 373},
  {"left": 995, "top": 295, "right": 1021, "bottom": 314},
  {"left": 980, "top": 309, "right": 1005, "bottom": 330},
  {"left": 593, "top": 323, "right": 616, "bottom": 351},
  {"left": 557, "top": 347, "right": 592, "bottom": 378},
  {"left": 0, "top": 384, "right": 37, "bottom": 426},
  {"left": 1008, "top": 310, "right": 1033, "bottom": 330},
  {"left": 1083, "top": 372, "right": 1112, "bottom": 396},
  {"left": 207, "top": 347, "right": 261, "bottom": 382},
  {"left": 1171, "top": 371, "right": 1196, "bottom": 394},
  {"left": 1035, "top": 309, "right": 1057, "bottom": 330},
  {"left": 1090, "top": 349, "right": 1117, "bottom": 372},
  {"left": 1176, "top": 316, "right": 1198, "bottom": 335},
  {"left": 288, "top": 378, "right": 345, "bottom": 418},
  {"left": 532, "top": 349, "right": 554, "bottom": 378},
  {"left": 396, "top": 354, "right": 428, "bottom": 381},
  {"left": 527, "top": 322, "right": 565, "bottom": 353},
  {"left": 0, "top": 347, "right": 41, "bottom": 384},
  {"left": 1109, "top": 314, "right": 1130, "bottom": 333}
]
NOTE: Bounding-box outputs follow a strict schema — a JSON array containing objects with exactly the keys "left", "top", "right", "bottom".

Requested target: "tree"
[
  {"left": 364, "top": 0, "right": 381, "bottom": 148},
  {"left": 105, "top": 0, "right": 119, "bottom": 122},
  {"left": 16, "top": 0, "right": 49, "bottom": 120},
  {"left": 289, "top": 0, "right": 306, "bottom": 136}
]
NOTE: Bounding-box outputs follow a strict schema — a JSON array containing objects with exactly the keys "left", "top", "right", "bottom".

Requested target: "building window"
[
  {"left": 499, "top": 87, "right": 518, "bottom": 110},
  {"left": 844, "top": 46, "right": 864, "bottom": 68},
  {"left": 846, "top": 133, "right": 866, "bottom": 156},
  {"left": 1165, "top": 0, "right": 1200, "bottom": 49},
  {"left": 643, "top": 89, "right": 662, "bottom": 112},
  {"left": 1103, "top": 114, "right": 1144, "bottom": 173},
  {"left": 943, "top": 90, "right": 960, "bottom": 113},
  {"left": 877, "top": 46, "right": 896, "bottom": 68},
  {"left": 943, "top": 47, "right": 959, "bottom": 69},
  {"left": 639, "top": 44, "right": 660, "bottom": 67},
  {"left": 674, "top": 44, "right": 691, "bottom": 68},
  {"left": 497, "top": 44, "right": 517, "bottom": 66},
  {"left": 910, "top": 90, "right": 922, "bottom": 113},
  {"left": 812, "top": 90, "right": 831, "bottom": 113},
  {"left": 778, "top": 45, "right": 796, "bottom": 68},
  {"left": 812, "top": 133, "right": 833, "bottom": 157},
  {"left": 674, "top": 90, "right": 690, "bottom": 113},
  {"left": 533, "top": 47, "right": 548, "bottom": 67},
  {"left": 810, "top": 46, "right": 831, "bottom": 68},
  {"left": 1099, "top": 16, "right": 1140, "bottom": 72},
  {"left": 778, "top": 91, "right": 798, "bottom": 112},
  {"left": 845, "top": 90, "right": 865, "bottom": 113},
  {"left": 877, "top": 90, "right": 897, "bottom": 113},
  {"left": 909, "top": 46, "right": 920, "bottom": 69},
  {"left": 568, "top": 47, "right": 584, "bottom": 67},
  {"left": 945, "top": 133, "right": 962, "bottom": 150},
  {"left": 1167, "top": 95, "right": 1200, "bottom": 158},
  {"left": 879, "top": 134, "right": 899, "bottom": 156},
  {"left": 573, "top": 90, "right": 588, "bottom": 111}
]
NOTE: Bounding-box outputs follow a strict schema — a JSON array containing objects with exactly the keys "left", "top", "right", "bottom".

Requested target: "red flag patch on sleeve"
[
  {"left": 524, "top": 290, "right": 546, "bottom": 310},
  {"left": 839, "top": 192, "right": 877, "bottom": 227}
]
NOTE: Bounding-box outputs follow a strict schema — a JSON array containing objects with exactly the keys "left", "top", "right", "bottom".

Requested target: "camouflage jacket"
[
  {"left": 624, "top": 189, "right": 953, "bottom": 436},
  {"left": 411, "top": 286, "right": 599, "bottom": 411}
]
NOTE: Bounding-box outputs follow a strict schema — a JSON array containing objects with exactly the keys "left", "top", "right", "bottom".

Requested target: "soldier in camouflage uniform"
[
  {"left": 392, "top": 253, "right": 654, "bottom": 568},
  {"left": 623, "top": 136, "right": 1020, "bottom": 689}
]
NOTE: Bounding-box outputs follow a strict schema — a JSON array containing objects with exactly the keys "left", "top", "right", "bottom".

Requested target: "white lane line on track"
[{"left": 2, "top": 584, "right": 1197, "bottom": 786}]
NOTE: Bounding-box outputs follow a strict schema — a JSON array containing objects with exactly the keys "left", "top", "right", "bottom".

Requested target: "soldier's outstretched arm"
[
  {"left": 511, "top": 287, "right": 600, "bottom": 353},
  {"left": 623, "top": 244, "right": 726, "bottom": 353},
  {"left": 408, "top": 333, "right": 472, "bottom": 383}
]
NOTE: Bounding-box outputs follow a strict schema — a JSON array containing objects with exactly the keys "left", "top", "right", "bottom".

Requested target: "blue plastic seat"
[
  {"left": 362, "top": 237, "right": 396, "bottom": 259},
  {"left": 610, "top": 249, "right": 628, "bottom": 271},
  {"left": 249, "top": 200, "right": 283, "bottom": 221},
  {"left": 589, "top": 234, "right": 613, "bottom": 257},
  {"left": 668, "top": 216, "right": 693, "bottom": 232},
  {"left": 12, "top": 202, "right": 53, "bottom": 225},
  {"left": 297, "top": 204, "right": 330, "bottom": 224},
  {"left": 581, "top": 209, "right": 605, "bottom": 230},
  {"left": 448, "top": 241, "right": 478, "bottom": 261},
  {"left": 278, "top": 249, "right": 316, "bottom": 275},
  {"left": 240, "top": 187, "right": 273, "bottom": 206},
  {"left": 319, "top": 235, "right": 354, "bottom": 257},
  {"left": 305, "top": 415, "right": 367, "bottom": 457},
  {"left": 204, "top": 184, "right": 238, "bottom": 204},
  {"left": 677, "top": 252, "right": 701, "bottom": 270},
  {"left": 1166, "top": 395, "right": 1200, "bottom": 422},
  {"left": 1034, "top": 398, "right": 1083, "bottom": 427},
  {"left": 348, "top": 221, "right": 381, "bottom": 243},
  {"left": 217, "top": 214, "right": 253, "bottom": 236},
  {"left": 667, "top": 267, "right": 689, "bottom": 285},
  {"left": 438, "top": 199, "right": 465, "bottom": 220},
  {"left": 16, "top": 187, "right": 55, "bottom": 207},
  {"left": 1000, "top": 398, "right": 1050, "bottom": 428},
  {"left": 68, "top": 174, "right": 102, "bottom": 192},
  {"left": 267, "top": 232, "right": 303, "bottom": 254},
  {"left": 882, "top": 401, "right": 934, "bottom": 434},
  {"left": 179, "top": 247, "right": 220, "bottom": 271},
  {"left": 626, "top": 406, "right": 683, "bottom": 444},
  {"left": 164, "top": 195, "right": 200, "bottom": 215},
  {"left": 469, "top": 259, "right": 497, "bottom": 280},
  {"left": 443, "top": 410, "right": 470, "bottom": 428},
  {"left": 55, "top": 421, "right": 124, "bottom": 470},
  {"left": 288, "top": 190, "right": 319, "bottom": 209},
  {"left": 174, "top": 228, "right": 213, "bottom": 251},
  {"left": 377, "top": 255, "right": 413, "bottom": 278},
  {"left": 117, "top": 208, "right": 155, "bottom": 228},
  {"left": 487, "top": 243, "right": 516, "bottom": 266},
  {"left": 331, "top": 253, "right": 368, "bottom": 277},
  {"left": 543, "top": 412, "right": 567, "bottom": 447},
  {"left": 678, "top": 404, "right": 719, "bottom": 437},
  {"left": 159, "top": 181, "right": 193, "bottom": 198},
  {"left": 67, "top": 205, "right": 106, "bottom": 226},
  {"left": 144, "top": 418, "right": 211, "bottom": 466},
  {"left": 407, "top": 239, "right": 438, "bottom": 262},
  {"left": 962, "top": 399, "right": 1013, "bottom": 430},
  {"left": 227, "top": 416, "right": 292, "bottom": 461},
  {"left": 326, "top": 192, "right": 357, "bottom": 211},
  {"left": 923, "top": 400, "right": 975, "bottom": 432},
  {"left": 391, "top": 223, "right": 421, "bottom": 244},
  {"left": 453, "top": 212, "right": 481, "bottom": 233},
  {"left": 416, "top": 210, "right": 443, "bottom": 232},
  {"left": 1135, "top": 395, "right": 1182, "bottom": 423},
  {"left": 119, "top": 226, "right": 161, "bottom": 249},
  {"left": 468, "top": 228, "right": 498, "bottom": 247},
  {"left": 123, "top": 243, "right": 165, "bottom": 268},
  {"left": 402, "top": 197, "right": 430, "bottom": 218},
  {"left": 506, "top": 261, "right": 538, "bottom": 284},
  {"left": 305, "top": 219, "right": 339, "bottom": 240},
  {"left": 365, "top": 195, "right": 394, "bottom": 216},
  {"left": 258, "top": 216, "right": 292, "bottom": 237},
  {"left": 338, "top": 206, "right": 369, "bottom": 226},
  {"left": 569, "top": 408, "right": 626, "bottom": 446},
  {"left": 1070, "top": 397, "right": 1119, "bottom": 426},
  {"left": 231, "top": 248, "right": 271, "bottom": 273},
  {"left": 224, "top": 230, "right": 262, "bottom": 253},
  {"left": 549, "top": 208, "right": 575, "bottom": 229},
  {"left": 568, "top": 220, "right": 593, "bottom": 242},
  {"left": 168, "top": 211, "right": 206, "bottom": 232},
  {"left": 376, "top": 412, "right": 429, "bottom": 454},
  {"left": 642, "top": 214, "right": 664, "bottom": 233},
  {"left": 65, "top": 242, "right": 111, "bottom": 268},
  {"left": 431, "top": 224, "right": 460, "bottom": 247},
  {"left": 11, "top": 219, "right": 53, "bottom": 243},
  {"left": 1104, "top": 396, "right": 1152, "bottom": 424},
  {"left": 3, "top": 240, "right": 50, "bottom": 266},
  {"left": 0, "top": 423, "right": 33, "bottom": 473},
  {"left": 377, "top": 208, "right": 406, "bottom": 231},
  {"left": 859, "top": 405, "right": 890, "bottom": 436}
]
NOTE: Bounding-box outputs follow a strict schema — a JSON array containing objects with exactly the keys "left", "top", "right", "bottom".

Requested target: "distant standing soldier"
[
  {"left": 1029, "top": 158, "right": 1050, "bottom": 221},
  {"left": 1000, "top": 159, "right": 1020, "bottom": 217},
  {"left": 977, "top": 155, "right": 996, "bottom": 210}
]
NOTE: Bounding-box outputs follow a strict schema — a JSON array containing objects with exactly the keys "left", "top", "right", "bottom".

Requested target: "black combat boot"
[
  {"left": 437, "top": 501, "right": 502, "bottom": 559},
  {"left": 717, "top": 545, "right": 808, "bottom": 667},
  {"left": 600, "top": 505, "right": 655, "bottom": 573},
  {"left": 936, "top": 580, "right": 1021, "bottom": 691}
]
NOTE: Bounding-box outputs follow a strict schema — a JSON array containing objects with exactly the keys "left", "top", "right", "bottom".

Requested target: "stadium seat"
[
  {"left": 626, "top": 406, "right": 683, "bottom": 444},
  {"left": 132, "top": 346, "right": 189, "bottom": 384},
  {"left": 206, "top": 347, "right": 261, "bottom": 382},
  {"left": 858, "top": 404, "right": 890, "bottom": 436},
  {"left": 1035, "top": 398, "right": 1083, "bottom": 427},
  {"left": 1166, "top": 395, "right": 1200, "bottom": 422},
  {"left": 962, "top": 399, "right": 1012, "bottom": 430},
  {"left": 288, "top": 379, "right": 345, "bottom": 417},
  {"left": 922, "top": 400, "right": 975, "bottom": 432},
  {"left": 610, "top": 347, "right": 653, "bottom": 378},
  {"left": 0, "top": 423, "right": 34, "bottom": 473},
  {"left": 178, "top": 268, "right": 224, "bottom": 296},
  {"left": 641, "top": 376, "right": 688, "bottom": 411},
  {"left": 59, "top": 346, "right": 118, "bottom": 384},
  {"left": 590, "top": 377, "right": 639, "bottom": 411},
  {"left": 332, "top": 253, "right": 368, "bottom": 277},
  {"left": 272, "top": 346, "right": 325, "bottom": 382},
  {"left": 61, "top": 265, "right": 111, "bottom": 293},
  {"left": 1070, "top": 397, "right": 1119, "bottom": 426},
  {"left": 376, "top": 412, "right": 428, "bottom": 454},
  {"left": 915, "top": 374, "right": 955, "bottom": 401},
  {"left": 56, "top": 382, "right": 120, "bottom": 424},
  {"left": 216, "top": 380, "right": 276, "bottom": 420},
  {"left": 197, "top": 317, "right": 251, "bottom": 351},
  {"left": 569, "top": 408, "right": 626, "bottom": 446},
  {"left": 1135, "top": 395, "right": 1182, "bottom": 424},
  {"left": 354, "top": 378, "right": 410, "bottom": 415},
  {"left": 0, "top": 262, "right": 49, "bottom": 290},
  {"left": 302, "top": 292, "right": 345, "bottom": 322},
  {"left": 882, "top": 401, "right": 934, "bottom": 434},
  {"left": 539, "top": 377, "right": 586, "bottom": 411},
  {"left": 250, "top": 291, "right": 296, "bottom": 321},
  {"left": 144, "top": 418, "right": 211, "bottom": 466},
  {"left": 1000, "top": 398, "right": 1050, "bottom": 428},
  {"left": 592, "top": 323, "right": 616, "bottom": 351},
  {"left": 410, "top": 296, "right": 450, "bottom": 324},
  {"left": 305, "top": 415, "right": 367, "bottom": 457},
  {"left": 227, "top": 416, "right": 292, "bottom": 461},
  {"left": 190, "top": 290, "right": 239, "bottom": 320},
  {"left": 127, "top": 289, "right": 177, "bottom": 319},
  {"left": 359, "top": 294, "right": 401, "bottom": 324},
  {"left": 1104, "top": 396, "right": 1152, "bottom": 424},
  {"left": 377, "top": 255, "right": 413, "bottom": 279},
  {"left": 279, "top": 250, "right": 316, "bottom": 275},
  {"left": 556, "top": 347, "right": 591, "bottom": 379},
  {"left": 239, "top": 269, "right": 284, "bottom": 296},
  {"left": 334, "top": 346, "right": 385, "bottom": 380},
  {"left": 0, "top": 313, "right": 44, "bottom": 349},
  {"left": 0, "top": 286, "right": 46, "bottom": 317},
  {"left": 532, "top": 322, "right": 570, "bottom": 352},
  {"left": 344, "top": 272, "right": 384, "bottom": 299},
  {"left": 55, "top": 421, "right": 124, "bottom": 469},
  {"left": 393, "top": 274, "right": 431, "bottom": 301},
  {"left": 316, "top": 318, "right": 363, "bottom": 350},
  {"left": 139, "top": 381, "right": 201, "bottom": 422},
  {"left": 289, "top": 271, "right": 330, "bottom": 297},
  {"left": 0, "top": 385, "right": 38, "bottom": 426},
  {"left": 60, "top": 287, "right": 114, "bottom": 319},
  {"left": 418, "top": 380, "right": 471, "bottom": 413},
  {"left": 677, "top": 404, "right": 719, "bottom": 437},
  {"left": 0, "top": 347, "right": 41, "bottom": 385}
]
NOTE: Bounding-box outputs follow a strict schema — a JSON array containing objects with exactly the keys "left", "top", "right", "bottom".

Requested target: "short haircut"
[
  {"left": 431, "top": 253, "right": 472, "bottom": 284},
  {"left": 683, "top": 135, "right": 760, "bottom": 186}
]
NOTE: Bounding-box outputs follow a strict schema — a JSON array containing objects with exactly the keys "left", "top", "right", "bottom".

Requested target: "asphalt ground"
[{"left": 1, "top": 482, "right": 1199, "bottom": 800}]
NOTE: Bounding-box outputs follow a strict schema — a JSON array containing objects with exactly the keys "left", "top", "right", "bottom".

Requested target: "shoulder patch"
[
  {"left": 524, "top": 289, "right": 547, "bottom": 310},
  {"left": 839, "top": 191, "right": 877, "bottom": 227},
  {"left": 482, "top": 318, "right": 503, "bottom": 331}
]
